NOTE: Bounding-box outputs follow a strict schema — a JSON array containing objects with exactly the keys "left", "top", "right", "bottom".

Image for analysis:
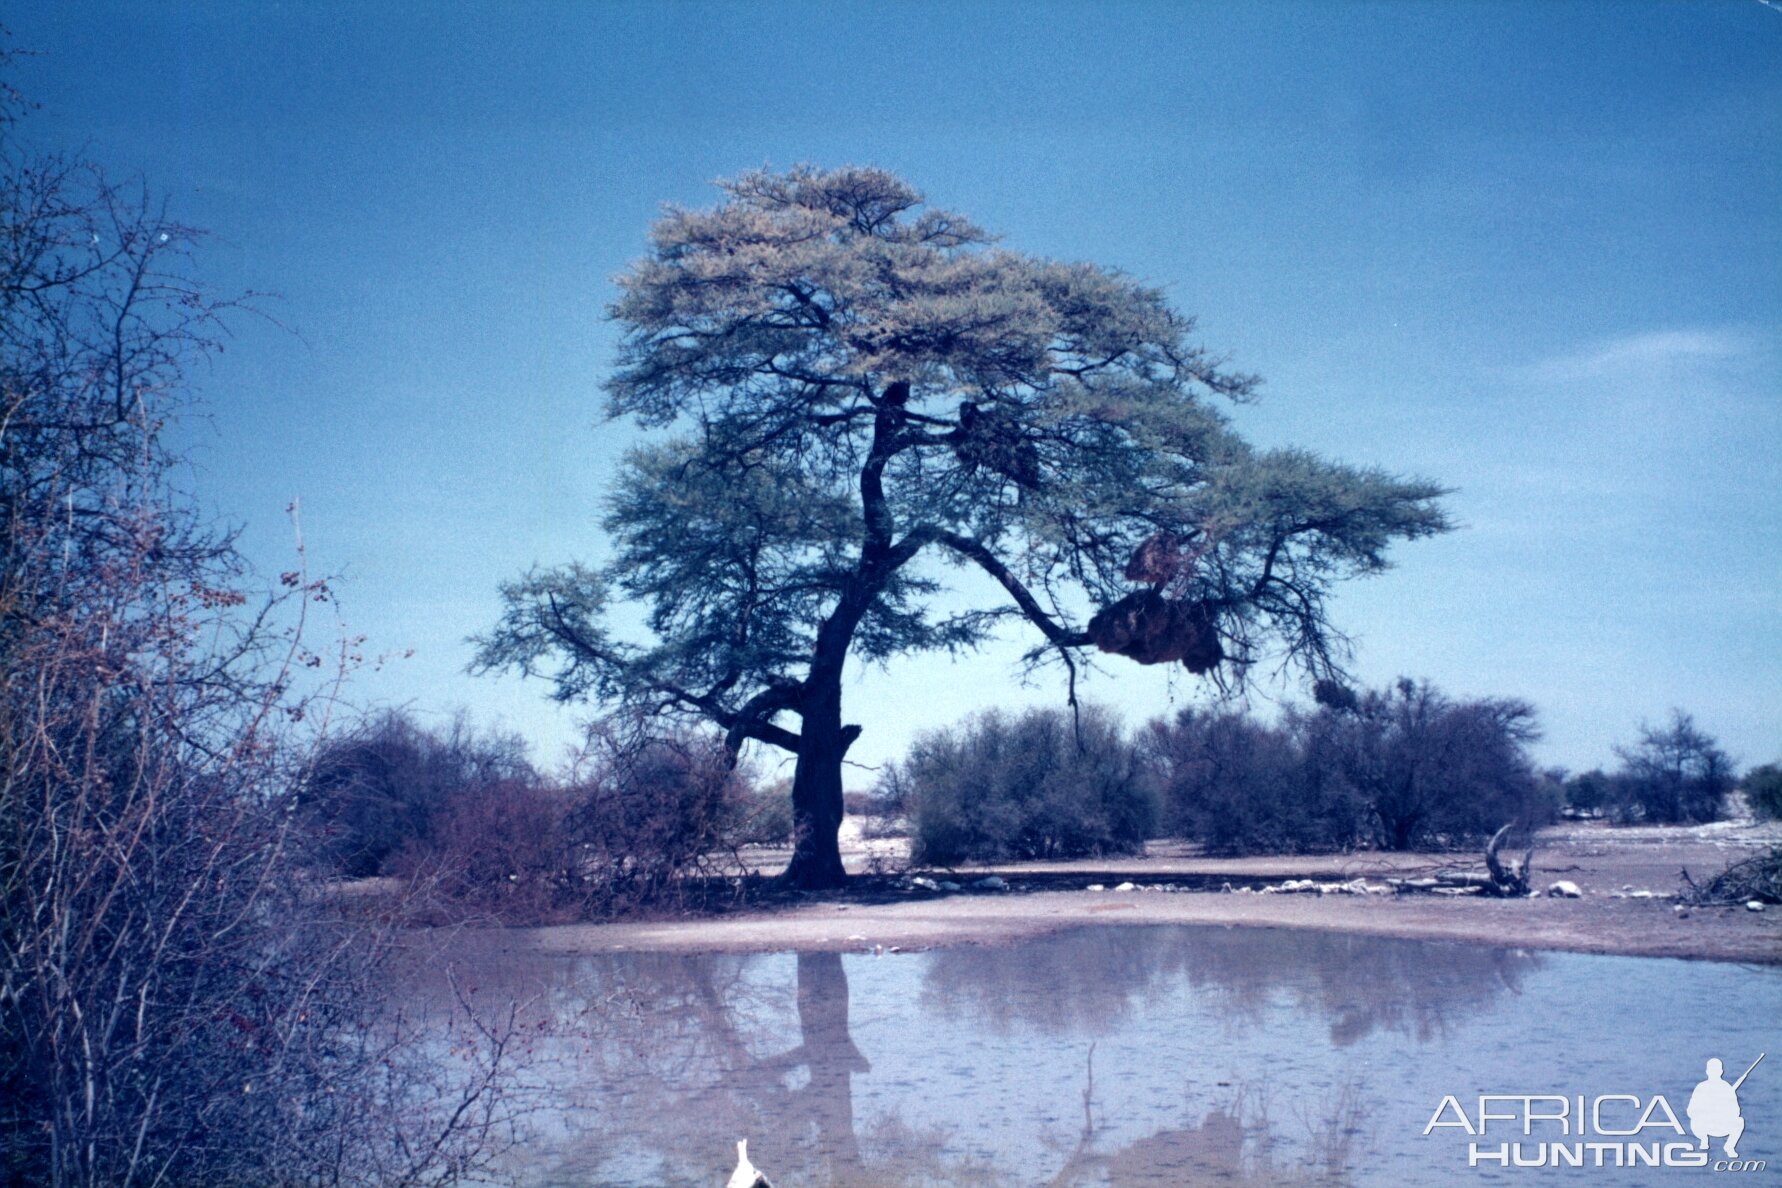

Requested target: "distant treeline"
[
  {"left": 303, "top": 689, "right": 1769, "bottom": 901},
  {"left": 880, "top": 690, "right": 1760, "bottom": 865}
]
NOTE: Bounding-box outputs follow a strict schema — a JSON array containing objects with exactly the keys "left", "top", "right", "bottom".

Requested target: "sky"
[{"left": 10, "top": 0, "right": 1779, "bottom": 782}]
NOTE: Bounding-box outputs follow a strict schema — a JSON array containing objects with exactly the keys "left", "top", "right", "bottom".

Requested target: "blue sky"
[{"left": 12, "top": 0, "right": 1779, "bottom": 779}]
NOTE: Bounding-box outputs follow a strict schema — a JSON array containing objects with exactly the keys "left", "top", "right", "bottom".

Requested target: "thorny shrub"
[
  {"left": 0, "top": 73, "right": 523, "bottom": 1186},
  {"left": 897, "top": 705, "right": 1158, "bottom": 865}
]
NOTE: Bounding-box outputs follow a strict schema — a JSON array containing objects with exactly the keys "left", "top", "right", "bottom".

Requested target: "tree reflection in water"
[
  {"left": 922, "top": 925, "right": 1540, "bottom": 1045},
  {"left": 434, "top": 925, "right": 1535, "bottom": 1185}
]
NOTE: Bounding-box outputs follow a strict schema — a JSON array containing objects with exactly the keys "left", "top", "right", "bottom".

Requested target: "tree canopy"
[{"left": 476, "top": 166, "right": 1451, "bottom": 886}]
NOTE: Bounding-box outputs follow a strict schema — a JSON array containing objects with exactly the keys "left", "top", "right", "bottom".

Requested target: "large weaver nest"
[{"left": 1086, "top": 589, "right": 1224, "bottom": 673}]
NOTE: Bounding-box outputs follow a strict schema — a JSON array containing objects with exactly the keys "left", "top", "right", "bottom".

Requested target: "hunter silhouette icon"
[{"left": 1689, "top": 1053, "right": 1764, "bottom": 1158}]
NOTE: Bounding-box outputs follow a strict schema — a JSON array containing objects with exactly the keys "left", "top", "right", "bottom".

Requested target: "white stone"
[{"left": 1547, "top": 880, "right": 1583, "bottom": 899}]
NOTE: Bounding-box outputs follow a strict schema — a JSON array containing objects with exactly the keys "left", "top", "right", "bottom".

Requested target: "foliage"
[
  {"left": 1305, "top": 678, "right": 1549, "bottom": 850},
  {"left": 1143, "top": 707, "right": 1362, "bottom": 854},
  {"left": 1610, "top": 710, "right": 1735, "bottom": 824},
  {"left": 301, "top": 709, "right": 536, "bottom": 876},
  {"left": 1743, "top": 763, "right": 1782, "bottom": 821},
  {"left": 0, "top": 79, "right": 515, "bottom": 1185},
  {"left": 473, "top": 166, "right": 1451, "bottom": 887},
  {"left": 738, "top": 779, "right": 798, "bottom": 845},
  {"left": 896, "top": 705, "right": 1157, "bottom": 864},
  {"left": 1142, "top": 680, "right": 1549, "bottom": 854},
  {"left": 1562, "top": 768, "right": 1624, "bottom": 814}
]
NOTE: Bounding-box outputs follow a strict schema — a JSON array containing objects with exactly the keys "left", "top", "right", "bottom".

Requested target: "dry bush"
[
  {"left": 302, "top": 710, "right": 535, "bottom": 876},
  {"left": 1680, "top": 848, "right": 1782, "bottom": 906},
  {"left": 380, "top": 719, "right": 780, "bottom": 923},
  {"left": 559, "top": 719, "right": 758, "bottom": 914},
  {"left": 0, "top": 81, "right": 520, "bottom": 1185},
  {"left": 391, "top": 779, "right": 579, "bottom": 924}
]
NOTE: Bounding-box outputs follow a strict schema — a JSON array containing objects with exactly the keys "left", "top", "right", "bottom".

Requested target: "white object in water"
[{"left": 727, "top": 1139, "right": 772, "bottom": 1188}]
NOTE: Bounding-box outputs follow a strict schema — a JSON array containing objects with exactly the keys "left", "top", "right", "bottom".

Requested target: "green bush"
[
  {"left": 900, "top": 705, "right": 1157, "bottom": 864},
  {"left": 1142, "top": 680, "right": 1552, "bottom": 855},
  {"left": 734, "top": 779, "right": 796, "bottom": 845},
  {"left": 1563, "top": 768, "right": 1624, "bottom": 814},
  {"left": 1301, "top": 679, "right": 1551, "bottom": 850},
  {"left": 1610, "top": 710, "right": 1735, "bottom": 824},
  {"left": 1742, "top": 763, "right": 1782, "bottom": 821},
  {"left": 1143, "top": 707, "right": 1362, "bottom": 854}
]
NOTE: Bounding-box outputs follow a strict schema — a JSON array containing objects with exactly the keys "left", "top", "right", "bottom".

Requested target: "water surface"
[{"left": 415, "top": 925, "right": 1781, "bottom": 1186}]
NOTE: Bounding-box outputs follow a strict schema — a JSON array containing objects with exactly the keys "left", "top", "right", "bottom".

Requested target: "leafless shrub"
[
  {"left": 390, "top": 779, "right": 580, "bottom": 924},
  {"left": 302, "top": 710, "right": 536, "bottom": 877},
  {"left": 0, "top": 82, "right": 519, "bottom": 1185},
  {"left": 558, "top": 717, "right": 759, "bottom": 915}
]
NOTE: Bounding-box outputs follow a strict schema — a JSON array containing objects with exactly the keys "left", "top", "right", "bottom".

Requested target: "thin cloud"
[{"left": 1520, "top": 328, "right": 1753, "bottom": 382}]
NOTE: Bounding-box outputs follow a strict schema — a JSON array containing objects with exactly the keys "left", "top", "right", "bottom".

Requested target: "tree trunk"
[{"left": 779, "top": 662, "right": 850, "bottom": 889}]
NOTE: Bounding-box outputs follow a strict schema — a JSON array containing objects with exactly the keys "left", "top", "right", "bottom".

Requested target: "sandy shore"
[{"left": 510, "top": 820, "right": 1780, "bottom": 964}]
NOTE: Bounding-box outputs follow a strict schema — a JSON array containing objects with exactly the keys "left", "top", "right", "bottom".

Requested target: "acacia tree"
[
  {"left": 1311, "top": 678, "right": 1544, "bottom": 850},
  {"left": 476, "top": 167, "right": 1450, "bottom": 888},
  {"left": 1613, "top": 710, "right": 1735, "bottom": 824}
]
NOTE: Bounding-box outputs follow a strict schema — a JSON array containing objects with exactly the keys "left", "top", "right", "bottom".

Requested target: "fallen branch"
[{"left": 1679, "top": 847, "right": 1782, "bottom": 906}]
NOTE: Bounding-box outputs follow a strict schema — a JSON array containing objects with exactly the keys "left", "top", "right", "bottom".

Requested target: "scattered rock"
[
  {"left": 1548, "top": 881, "right": 1583, "bottom": 899},
  {"left": 937, "top": 880, "right": 961, "bottom": 892},
  {"left": 1114, "top": 882, "right": 1137, "bottom": 892},
  {"left": 971, "top": 876, "right": 1008, "bottom": 891},
  {"left": 1086, "top": 884, "right": 1106, "bottom": 892},
  {"left": 1748, "top": 900, "right": 1766, "bottom": 913}
]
